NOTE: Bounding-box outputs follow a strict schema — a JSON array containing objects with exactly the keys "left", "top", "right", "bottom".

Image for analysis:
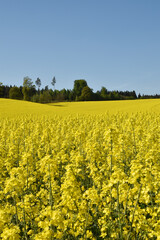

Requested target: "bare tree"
[{"left": 51, "top": 76, "right": 56, "bottom": 90}]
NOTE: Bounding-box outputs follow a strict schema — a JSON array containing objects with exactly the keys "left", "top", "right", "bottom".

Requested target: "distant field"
[
  {"left": 0, "top": 98, "right": 160, "bottom": 118},
  {"left": 1, "top": 98, "right": 160, "bottom": 239}
]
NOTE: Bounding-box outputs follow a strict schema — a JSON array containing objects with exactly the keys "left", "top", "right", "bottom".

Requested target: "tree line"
[{"left": 0, "top": 77, "right": 159, "bottom": 103}]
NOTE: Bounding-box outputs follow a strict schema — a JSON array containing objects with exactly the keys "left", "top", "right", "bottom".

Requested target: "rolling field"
[
  {"left": 0, "top": 99, "right": 160, "bottom": 239},
  {"left": 1, "top": 98, "right": 160, "bottom": 118}
]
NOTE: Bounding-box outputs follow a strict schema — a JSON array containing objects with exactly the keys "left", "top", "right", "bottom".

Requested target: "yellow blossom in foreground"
[{"left": 0, "top": 99, "right": 160, "bottom": 239}]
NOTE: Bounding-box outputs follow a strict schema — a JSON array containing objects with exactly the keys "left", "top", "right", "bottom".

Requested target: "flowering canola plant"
[{"left": 0, "top": 99, "right": 160, "bottom": 239}]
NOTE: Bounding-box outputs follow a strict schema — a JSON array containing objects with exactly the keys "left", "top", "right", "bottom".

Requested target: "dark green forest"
[{"left": 0, "top": 77, "right": 159, "bottom": 103}]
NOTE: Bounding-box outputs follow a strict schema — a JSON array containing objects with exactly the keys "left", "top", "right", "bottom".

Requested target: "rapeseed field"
[
  {"left": 1, "top": 98, "right": 160, "bottom": 117},
  {"left": 0, "top": 99, "right": 160, "bottom": 239}
]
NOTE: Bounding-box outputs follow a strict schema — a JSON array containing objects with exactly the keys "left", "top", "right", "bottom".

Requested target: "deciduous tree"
[
  {"left": 9, "top": 86, "right": 23, "bottom": 100},
  {"left": 22, "top": 76, "right": 36, "bottom": 101},
  {"left": 35, "top": 77, "right": 41, "bottom": 90},
  {"left": 73, "top": 79, "right": 88, "bottom": 98},
  {"left": 51, "top": 76, "right": 56, "bottom": 90},
  {"left": 79, "top": 86, "right": 93, "bottom": 101}
]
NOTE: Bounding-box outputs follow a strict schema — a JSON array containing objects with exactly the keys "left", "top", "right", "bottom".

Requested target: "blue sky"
[{"left": 0, "top": 0, "right": 160, "bottom": 94}]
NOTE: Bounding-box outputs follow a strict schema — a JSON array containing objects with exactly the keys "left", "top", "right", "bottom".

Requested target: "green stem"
[
  {"left": 48, "top": 163, "right": 53, "bottom": 209},
  {"left": 110, "top": 137, "right": 113, "bottom": 173},
  {"left": 128, "top": 184, "right": 142, "bottom": 240},
  {"left": 117, "top": 181, "right": 123, "bottom": 239},
  {"left": 14, "top": 197, "right": 19, "bottom": 225},
  {"left": 22, "top": 198, "right": 28, "bottom": 240}
]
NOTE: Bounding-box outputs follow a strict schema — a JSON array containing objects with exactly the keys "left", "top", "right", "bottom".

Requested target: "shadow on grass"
[{"left": 47, "top": 103, "right": 67, "bottom": 107}]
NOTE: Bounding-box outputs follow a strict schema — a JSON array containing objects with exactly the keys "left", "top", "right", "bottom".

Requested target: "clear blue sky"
[{"left": 0, "top": 0, "right": 160, "bottom": 95}]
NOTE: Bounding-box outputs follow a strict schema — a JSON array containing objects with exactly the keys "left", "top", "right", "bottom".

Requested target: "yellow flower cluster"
[{"left": 0, "top": 110, "right": 160, "bottom": 239}]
